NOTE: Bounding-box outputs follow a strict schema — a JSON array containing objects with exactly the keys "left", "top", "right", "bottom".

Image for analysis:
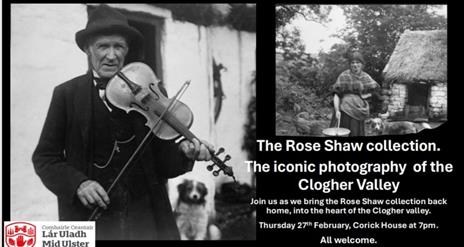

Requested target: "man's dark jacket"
[{"left": 32, "top": 72, "right": 193, "bottom": 240}]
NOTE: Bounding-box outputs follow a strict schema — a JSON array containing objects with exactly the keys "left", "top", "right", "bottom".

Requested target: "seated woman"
[{"left": 330, "top": 51, "right": 380, "bottom": 136}]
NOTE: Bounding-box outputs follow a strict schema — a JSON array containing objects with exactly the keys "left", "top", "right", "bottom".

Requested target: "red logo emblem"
[{"left": 4, "top": 222, "right": 36, "bottom": 247}]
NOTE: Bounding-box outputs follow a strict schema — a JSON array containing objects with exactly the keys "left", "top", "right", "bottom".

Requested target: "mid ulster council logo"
[{"left": 4, "top": 222, "right": 36, "bottom": 247}]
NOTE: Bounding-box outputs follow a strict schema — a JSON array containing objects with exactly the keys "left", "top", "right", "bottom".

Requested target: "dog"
[
  {"left": 169, "top": 171, "right": 221, "bottom": 240},
  {"left": 367, "top": 113, "right": 431, "bottom": 135}
]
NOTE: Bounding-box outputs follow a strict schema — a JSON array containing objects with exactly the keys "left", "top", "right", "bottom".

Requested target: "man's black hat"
[{"left": 75, "top": 4, "right": 144, "bottom": 51}]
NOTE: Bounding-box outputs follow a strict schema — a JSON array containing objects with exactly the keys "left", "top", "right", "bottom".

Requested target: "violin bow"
[{"left": 88, "top": 79, "right": 190, "bottom": 221}]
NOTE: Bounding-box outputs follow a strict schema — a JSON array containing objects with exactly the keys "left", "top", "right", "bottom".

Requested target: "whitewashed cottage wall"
[{"left": 11, "top": 4, "right": 88, "bottom": 221}]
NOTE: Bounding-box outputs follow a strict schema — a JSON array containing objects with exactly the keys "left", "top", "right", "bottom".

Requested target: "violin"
[{"left": 105, "top": 62, "right": 235, "bottom": 179}]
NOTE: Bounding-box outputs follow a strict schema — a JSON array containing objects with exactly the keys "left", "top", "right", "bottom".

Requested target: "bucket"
[
  {"left": 322, "top": 127, "right": 350, "bottom": 137},
  {"left": 322, "top": 117, "right": 350, "bottom": 137}
]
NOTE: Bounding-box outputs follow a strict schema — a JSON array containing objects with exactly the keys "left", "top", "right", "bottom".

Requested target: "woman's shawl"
[
  {"left": 332, "top": 70, "right": 379, "bottom": 121},
  {"left": 332, "top": 70, "right": 379, "bottom": 95}
]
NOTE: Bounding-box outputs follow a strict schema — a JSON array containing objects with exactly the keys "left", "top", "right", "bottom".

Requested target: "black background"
[
  {"left": 3, "top": 1, "right": 460, "bottom": 247},
  {"left": 256, "top": 1, "right": 459, "bottom": 246}
]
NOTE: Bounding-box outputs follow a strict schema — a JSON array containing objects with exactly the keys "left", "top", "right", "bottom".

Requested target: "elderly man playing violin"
[{"left": 32, "top": 5, "right": 214, "bottom": 240}]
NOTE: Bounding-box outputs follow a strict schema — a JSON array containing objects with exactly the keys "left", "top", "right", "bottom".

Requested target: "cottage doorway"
[{"left": 406, "top": 83, "right": 429, "bottom": 120}]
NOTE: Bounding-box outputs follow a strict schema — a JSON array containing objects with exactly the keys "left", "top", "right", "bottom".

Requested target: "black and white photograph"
[
  {"left": 276, "top": 5, "right": 447, "bottom": 137},
  {"left": 10, "top": 3, "right": 256, "bottom": 241},
  {"left": 5, "top": 2, "right": 462, "bottom": 247}
]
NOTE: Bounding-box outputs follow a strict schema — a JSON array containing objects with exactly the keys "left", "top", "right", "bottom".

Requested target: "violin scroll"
[{"left": 207, "top": 147, "right": 235, "bottom": 182}]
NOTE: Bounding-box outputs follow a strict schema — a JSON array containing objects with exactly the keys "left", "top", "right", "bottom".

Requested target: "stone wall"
[
  {"left": 387, "top": 83, "right": 407, "bottom": 116},
  {"left": 429, "top": 82, "right": 447, "bottom": 119}
]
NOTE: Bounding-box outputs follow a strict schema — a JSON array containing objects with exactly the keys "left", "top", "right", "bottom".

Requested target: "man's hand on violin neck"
[
  {"left": 76, "top": 180, "right": 110, "bottom": 210},
  {"left": 179, "top": 138, "right": 214, "bottom": 161}
]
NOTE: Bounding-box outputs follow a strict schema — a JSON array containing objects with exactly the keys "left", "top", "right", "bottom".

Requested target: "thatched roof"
[{"left": 383, "top": 30, "right": 447, "bottom": 83}]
